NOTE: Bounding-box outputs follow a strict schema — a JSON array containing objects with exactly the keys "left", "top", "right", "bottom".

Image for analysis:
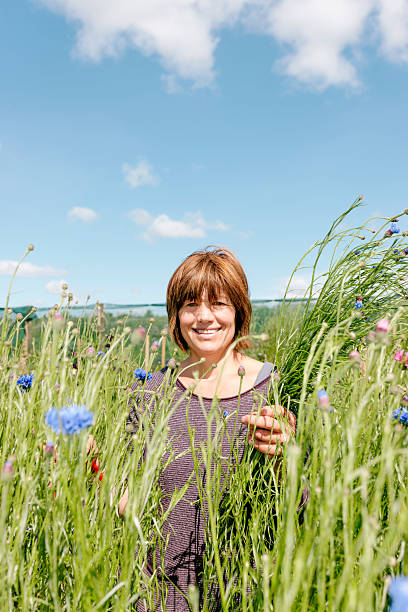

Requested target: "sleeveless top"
[{"left": 128, "top": 362, "right": 286, "bottom": 610}]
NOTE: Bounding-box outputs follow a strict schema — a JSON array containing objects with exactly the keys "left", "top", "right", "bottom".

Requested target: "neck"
[{"left": 181, "top": 348, "right": 241, "bottom": 379}]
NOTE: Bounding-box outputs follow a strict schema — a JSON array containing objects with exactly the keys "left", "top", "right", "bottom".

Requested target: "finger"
[
  {"left": 253, "top": 430, "right": 289, "bottom": 444},
  {"left": 241, "top": 414, "right": 283, "bottom": 430},
  {"left": 248, "top": 439, "right": 283, "bottom": 457},
  {"left": 259, "top": 405, "right": 286, "bottom": 418}
]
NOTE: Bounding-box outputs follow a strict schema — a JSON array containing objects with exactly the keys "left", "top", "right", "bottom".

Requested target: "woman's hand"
[{"left": 241, "top": 405, "right": 296, "bottom": 456}]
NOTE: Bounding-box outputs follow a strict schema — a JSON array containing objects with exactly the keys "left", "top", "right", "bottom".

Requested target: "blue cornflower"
[
  {"left": 355, "top": 299, "right": 363, "bottom": 309},
  {"left": 134, "top": 368, "right": 152, "bottom": 382},
  {"left": 16, "top": 374, "right": 34, "bottom": 392},
  {"left": 223, "top": 410, "right": 229, "bottom": 418},
  {"left": 354, "top": 250, "right": 362, "bottom": 256},
  {"left": 390, "top": 220, "right": 401, "bottom": 234},
  {"left": 45, "top": 404, "right": 94, "bottom": 435},
  {"left": 389, "top": 576, "right": 408, "bottom": 612},
  {"left": 97, "top": 351, "right": 105, "bottom": 357},
  {"left": 393, "top": 407, "right": 408, "bottom": 425}
]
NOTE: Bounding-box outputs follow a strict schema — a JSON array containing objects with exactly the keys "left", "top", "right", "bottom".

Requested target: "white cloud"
[
  {"left": 45, "top": 279, "right": 69, "bottom": 294},
  {"left": 264, "top": 0, "right": 373, "bottom": 89},
  {"left": 128, "top": 208, "right": 229, "bottom": 240},
  {"left": 127, "top": 208, "right": 152, "bottom": 226},
  {"left": 68, "top": 206, "right": 98, "bottom": 223},
  {"left": 0, "top": 261, "right": 67, "bottom": 277},
  {"left": 123, "top": 160, "right": 158, "bottom": 188},
  {"left": 376, "top": 0, "right": 408, "bottom": 62},
  {"left": 37, "top": 0, "right": 408, "bottom": 90},
  {"left": 279, "top": 274, "right": 311, "bottom": 298}
]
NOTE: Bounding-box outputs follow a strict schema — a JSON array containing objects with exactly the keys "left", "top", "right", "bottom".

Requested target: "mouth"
[{"left": 193, "top": 328, "right": 221, "bottom": 337}]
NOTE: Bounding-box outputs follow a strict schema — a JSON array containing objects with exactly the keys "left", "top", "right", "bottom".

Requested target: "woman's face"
[{"left": 178, "top": 290, "right": 236, "bottom": 358}]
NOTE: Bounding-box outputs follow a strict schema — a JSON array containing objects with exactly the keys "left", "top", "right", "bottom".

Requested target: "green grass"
[{"left": 1, "top": 198, "right": 408, "bottom": 610}]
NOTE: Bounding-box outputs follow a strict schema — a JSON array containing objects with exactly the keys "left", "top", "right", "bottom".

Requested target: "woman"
[{"left": 121, "top": 247, "right": 296, "bottom": 610}]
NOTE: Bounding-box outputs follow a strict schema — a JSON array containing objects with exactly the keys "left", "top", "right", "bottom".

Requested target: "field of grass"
[{"left": 1, "top": 197, "right": 408, "bottom": 610}]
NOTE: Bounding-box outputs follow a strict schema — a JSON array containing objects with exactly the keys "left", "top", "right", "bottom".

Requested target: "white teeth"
[{"left": 194, "top": 329, "right": 220, "bottom": 334}]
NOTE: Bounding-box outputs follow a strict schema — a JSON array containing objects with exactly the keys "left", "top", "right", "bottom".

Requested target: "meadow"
[{"left": 2, "top": 197, "right": 408, "bottom": 610}]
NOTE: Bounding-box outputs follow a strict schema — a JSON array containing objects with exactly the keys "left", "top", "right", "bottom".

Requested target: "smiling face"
[{"left": 178, "top": 291, "right": 236, "bottom": 360}]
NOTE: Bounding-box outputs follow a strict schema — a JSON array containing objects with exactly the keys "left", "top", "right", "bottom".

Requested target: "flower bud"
[
  {"left": 44, "top": 441, "right": 55, "bottom": 456},
  {"left": 349, "top": 350, "right": 360, "bottom": 360},
  {"left": 318, "top": 389, "right": 331, "bottom": 411},
  {"left": 151, "top": 340, "right": 159, "bottom": 353},
  {"left": 149, "top": 317, "right": 155, "bottom": 323},
  {"left": 161, "top": 328, "right": 168, "bottom": 336},
  {"left": 375, "top": 318, "right": 390, "bottom": 334},
  {"left": 86, "top": 347, "right": 96, "bottom": 358},
  {"left": 238, "top": 365, "right": 246, "bottom": 377},
  {"left": 1, "top": 456, "right": 15, "bottom": 481},
  {"left": 27, "top": 244, "right": 34, "bottom": 251},
  {"left": 62, "top": 283, "right": 68, "bottom": 291},
  {"left": 52, "top": 312, "right": 65, "bottom": 331},
  {"left": 16, "top": 313, "right": 23, "bottom": 321},
  {"left": 167, "top": 358, "right": 177, "bottom": 370}
]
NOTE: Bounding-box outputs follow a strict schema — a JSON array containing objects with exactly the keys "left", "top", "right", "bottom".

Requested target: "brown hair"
[{"left": 167, "top": 246, "right": 252, "bottom": 352}]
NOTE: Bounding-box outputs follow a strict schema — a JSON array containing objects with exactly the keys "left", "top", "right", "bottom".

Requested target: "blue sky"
[{"left": 1, "top": 0, "right": 408, "bottom": 308}]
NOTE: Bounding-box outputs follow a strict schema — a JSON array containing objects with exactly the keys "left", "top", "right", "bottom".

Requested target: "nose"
[{"left": 196, "top": 301, "right": 214, "bottom": 321}]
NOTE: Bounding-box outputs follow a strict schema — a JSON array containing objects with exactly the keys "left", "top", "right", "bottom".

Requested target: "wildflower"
[
  {"left": 317, "top": 389, "right": 331, "bottom": 411},
  {"left": 86, "top": 347, "right": 96, "bottom": 358},
  {"left": 161, "top": 328, "right": 168, "bottom": 336},
  {"left": 16, "top": 312, "right": 23, "bottom": 321},
  {"left": 389, "top": 575, "right": 408, "bottom": 612},
  {"left": 394, "top": 350, "right": 405, "bottom": 362},
  {"left": 375, "top": 318, "right": 390, "bottom": 334},
  {"left": 390, "top": 219, "right": 400, "bottom": 234},
  {"left": 223, "top": 410, "right": 229, "bottom": 418},
  {"left": 44, "top": 441, "right": 55, "bottom": 456},
  {"left": 131, "top": 326, "right": 146, "bottom": 345},
  {"left": 385, "top": 229, "right": 393, "bottom": 237},
  {"left": 55, "top": 382, "right": 60, "bottom": 390},
  {"left": 238, "top": 366, "right": 246, "bottom": 377},
  {"left": 167, "top": 358, "right": 177, "bottom": 370},
  {"left": 349, "top": 350, "right": 360, "bottom": 362},
  {"left": 393, "top": 407, "right": 408, "bottom": 426},
  {"left": 354, "top": 250, "right": 362, "bottom": 255},
  {"left": 45, "top": 404, "right": 94, "bottom": 435},
  {"left": 97, "top": 351, "right": 105, "bottom": 357},
  {"left": 52, "top": 312, "right": 65, "bottom": 331},
  {"left": 1, "top": 456, "right": 15, "bottom": 482},
  {"left": 151, "top": 340, "right": 159, "bottom": 353},
  {"left": 134, "top": 368, "right": 152, "bottom": 382},
  {"left": 355, "top": 298, "right": 363, "bottom": 309},
  {"left": 90, "top": 460, "right": 104, "bottom": 482},
  {"left": 16, "top": 374, "right": 33, "bottom": 392}
]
